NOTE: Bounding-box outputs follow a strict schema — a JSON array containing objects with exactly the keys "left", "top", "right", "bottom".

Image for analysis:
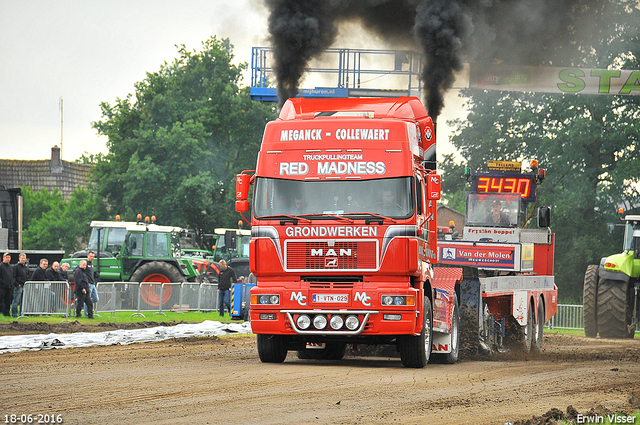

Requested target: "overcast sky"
[{"left": 0, "top": 0, "right": 464, "bottom": 162}]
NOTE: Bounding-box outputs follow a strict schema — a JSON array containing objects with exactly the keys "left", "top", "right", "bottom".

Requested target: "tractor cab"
[{"left": 603, "top": 215, "right": 640, "bottom": 278}]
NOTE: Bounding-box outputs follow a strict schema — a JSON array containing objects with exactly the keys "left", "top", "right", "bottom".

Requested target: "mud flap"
[{"left": 459, "top": 277, "right": 482, "bottom": 355}]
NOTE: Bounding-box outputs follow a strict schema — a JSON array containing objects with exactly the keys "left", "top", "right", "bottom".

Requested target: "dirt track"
[{"left": 1, "top": 324, "right": 639, "bottom": 425}]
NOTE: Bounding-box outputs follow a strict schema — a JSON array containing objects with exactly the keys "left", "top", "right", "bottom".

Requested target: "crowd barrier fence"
[
  {"left": 19, "top": 287, "right": 640, "bottom": 333},
  {"left": 19, "top": 281, "right": 223, "bottom": 319}
]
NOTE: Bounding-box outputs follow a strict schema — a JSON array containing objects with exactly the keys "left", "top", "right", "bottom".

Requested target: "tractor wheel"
[
  {"left": 257, "top": 334, "right": 288, "bottom": 363},
  {"left": 398, "top": 295, "right": 432, "bottom": 368},
  {"left": 583, "top": 265, "right": 599, "bottom": 338},
  {"left": 131, "top": 261, "right": 182, "bottom": 306},
  {"left": 431, "top": 294, "right": 460, "bottom": 364},
  {"left": 532, "top": 297, "right": 545, "bottom": 351},
  {"left": 597, "top": 279, "right": 635, "bottom": 339}
]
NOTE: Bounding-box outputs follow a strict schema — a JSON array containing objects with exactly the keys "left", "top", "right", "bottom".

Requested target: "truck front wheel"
[
  {"left": 520, "top": 300, "right": 534, "bottom": 352},
  {"left": 399, "top": 295, "right": 432, "bottom": 368},
  {"left": 257, "top": 334, "right": 288, "bottom": 363},
  {"left": 583, "top": 265, "right": 599, "bottom": 338},
  {"left": 597, "top": 279, "right": 635, "bottom": 339},
  {"left": 532, "top": 298, "right": 545, "bottom": 351}
]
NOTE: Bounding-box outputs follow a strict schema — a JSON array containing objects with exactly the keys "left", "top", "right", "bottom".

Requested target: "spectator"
[
  {"left": 12, "top": 253, "right": 28, "bottom": 317},
  {"left": 31, "top": 258, "right": 48, "bottom": 281},
  {"left": 59, "top": 262, "right": 71, "bottom": 281},
  {"left": 217, "top": 260, "right": 237, "bottom": 317},
  {"left": 45, "top": 261, "right": 64, "bottom": 281},
  {"left": 73, "top": 260, "right": 93, "bottom": 319},
  {"left": 85, "top": 251, "right": 99, "bottom": 316},
  {"left": 0, "top": 253, "right": 14, "bottom": 316}
]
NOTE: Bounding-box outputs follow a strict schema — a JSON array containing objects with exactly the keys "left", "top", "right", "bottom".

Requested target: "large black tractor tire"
[
  {"left": 399, "top": 295, "right": 432, "bottom": 368},
  {"left": 597, "top": 279, "right": 635, "bottom": 339},
  {"left": 257, "top": 334, "right": 288, "bottom": 363},
  {"left": 130, "top": 261, "right": 183, "bottom": 284},
  {"left": 583, "top": 265, "right": 599, "bottom": 338},
  {"left": 431, "top": 294, "right": 460, "bottom": 364},
  {"left": 296, "top": 342, "right": 347, "bottom": 360},
  {"left": 532, "top": 297, "right": 545, "bottom": 351},
  {"left": 130, "top": 262, "right": 183, "bottom": 307}
]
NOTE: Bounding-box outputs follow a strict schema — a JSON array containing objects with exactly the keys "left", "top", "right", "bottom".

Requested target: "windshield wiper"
[
  {"left": 256, "top": 215, "right": 311, "bottom": 225},
  {"left": 341, "top": 212, "right": 396, "bottom": 224},
  {"left": 298, "top": 214, "right": 354, "bottom": 223}
]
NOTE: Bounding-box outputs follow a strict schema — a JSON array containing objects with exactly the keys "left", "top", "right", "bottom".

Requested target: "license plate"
[{"left": 312, "top": 293, "right": 349, "bottom": 303}]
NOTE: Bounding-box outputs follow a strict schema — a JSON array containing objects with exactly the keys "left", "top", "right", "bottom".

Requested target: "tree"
[
  {"left": 91, "top": 37, "right": 276, "bottom": 236},
  {"left": 441, "top": 1, "right": 640, "bottom": 302},
  {"left": 22, "top": 185, "right": 108, "bottom": 253}
]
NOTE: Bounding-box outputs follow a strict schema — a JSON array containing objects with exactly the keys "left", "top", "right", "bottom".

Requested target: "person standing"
[
  {"left": 85, "top": 251, "right": 99, "bottom": 315},
  {"left": 217, "top": 260, "right": 237, "bottom": 317},
  {"left": 73, "top": 260, "right": 93, "bottom": 319},
  {"left": 30, "top": 258, "right": 48, "bottom": 281},
  {"left": 12, "top": 253, "right": 28, "bottom": 317},
  {"left": 0, "top": 253, "right": 14, "bottom": 316},
  {"left": 45, "top": 261, "right": 63, "bottom": 281}
]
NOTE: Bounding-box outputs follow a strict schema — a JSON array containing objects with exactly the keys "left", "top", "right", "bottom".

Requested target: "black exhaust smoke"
[{"left": 265, "top": 0, "right": 586, "bottom": 119}]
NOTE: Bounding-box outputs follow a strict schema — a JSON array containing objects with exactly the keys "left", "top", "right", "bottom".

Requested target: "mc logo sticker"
[
  {"left": 290, "top": 291, "right": 307, "bottom": 306},
  {"left": 354, "top": 292, "right": 371, "bottom": 307}
]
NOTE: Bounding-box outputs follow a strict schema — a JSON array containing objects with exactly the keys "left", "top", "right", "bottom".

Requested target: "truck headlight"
[
  {"left": 297, "top": 314, "right": 311, "bottom": 330},
  {"left": 313, "top": 315, "right": 327, "bottom": 330},
  {"left": 257, "top": 294, "right": 280, "bottom": 305},
  {"left": 345, "top": 315, "right": 359, "bottom": 330},
  {"left": 329, "top": 315, "right": 344, "bottom": 330}
]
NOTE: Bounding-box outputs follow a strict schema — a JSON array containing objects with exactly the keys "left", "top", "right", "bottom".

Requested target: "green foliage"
[
  {"left": 442, "top": 1, "right": 640, "bottom": 303},
  {"left": 91, "top": 37, "right": 276, "bottom": 236},
  {"left": 22, "top": 185, "right": 108, "bottom": 253}
]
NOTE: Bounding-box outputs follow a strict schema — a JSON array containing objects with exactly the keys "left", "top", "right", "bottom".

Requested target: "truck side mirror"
[
  {"left": 235, "top": 172, "right": 252, "bottom": 212},
  {"left": 538, "top": 206, "right": 551, "bottom": 228},
  {"left": 426, "top": 172, "right": 441, "bottom": 200}
]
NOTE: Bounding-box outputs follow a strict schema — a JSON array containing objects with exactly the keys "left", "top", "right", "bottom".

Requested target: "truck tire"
[
  {"left": 520, "top": 300, "right": 534, "bottom": 352},
  {"left": 431, "top": 294, "right": 459, "bottom": 364},
  {"left": 597, "top": 279, "right": 634, "bottom": 339},
  {"left": 399, "top": 295, "right": 432, "bottom": 368},
  {"left": 257, "top": 334, "right": 288, "bottom": 363},
  {"left": 532, "top": 298, "right": 545, "bottom": 351},
  {"left": 131, "top": 261, "right": 183, "bottom": 306},
  {"left": 582, "top": 264, "right": 599, "bottom": 338}
]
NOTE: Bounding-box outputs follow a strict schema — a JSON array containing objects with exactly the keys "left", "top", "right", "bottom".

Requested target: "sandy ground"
[{"left": 1, "top": 323, "right": 639, "bottom": 425}]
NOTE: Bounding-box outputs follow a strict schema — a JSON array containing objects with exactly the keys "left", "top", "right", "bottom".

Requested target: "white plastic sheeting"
[{"left": 0, "top": 320, "right": 252, "bottom": 354}]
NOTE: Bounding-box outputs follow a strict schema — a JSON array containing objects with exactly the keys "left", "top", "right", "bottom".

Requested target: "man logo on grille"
[{"left": 325, "top": 258, "right": 338, "bottom": 268}]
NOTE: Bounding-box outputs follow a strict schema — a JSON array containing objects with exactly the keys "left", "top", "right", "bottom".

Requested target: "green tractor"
[
  {"left": 583, "top": 214, "right": 640, "bottom": 338},
  {"left": 63, "top": 216, "right": 199, "bottom": 306}
]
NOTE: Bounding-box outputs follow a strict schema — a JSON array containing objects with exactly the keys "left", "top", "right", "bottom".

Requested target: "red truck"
[{"left": 235, "top": 97, "right": 557, "bottom": 368}]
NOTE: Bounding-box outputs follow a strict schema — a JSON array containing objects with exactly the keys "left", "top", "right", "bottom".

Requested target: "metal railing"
[
  {"left": 19, "top": 281, "right": 223, "bottom": 319},
  {"left": 21, "top": 281, "right": 73, "bottom": 318},
  {"left": 548, "top": 303, "right": 640, "bottom": 333}
]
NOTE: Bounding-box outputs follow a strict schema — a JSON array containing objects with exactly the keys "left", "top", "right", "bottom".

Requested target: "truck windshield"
[
  {"left": 253, "top": 177, "right": 414, "bottom": 219},
  {"left": 465, "top": 193, "right": 521, "bottom": 227}
]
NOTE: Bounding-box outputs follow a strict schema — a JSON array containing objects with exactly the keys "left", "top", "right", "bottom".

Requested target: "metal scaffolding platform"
[{"left": 250, "top": 47, "right": 424, "bottom": 101}]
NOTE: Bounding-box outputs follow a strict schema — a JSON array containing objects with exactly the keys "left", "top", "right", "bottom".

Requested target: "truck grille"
[{"left": 285, "top": 240, "right": 377, "bottom": 271}]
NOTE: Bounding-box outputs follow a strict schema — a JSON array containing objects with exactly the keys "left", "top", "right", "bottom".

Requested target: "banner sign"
[
  {"left": 469, "top": 65, "right": 640, "bottom": 96},
  {"left": 439, "top": 241, "right": 533, "bottom": 272}
]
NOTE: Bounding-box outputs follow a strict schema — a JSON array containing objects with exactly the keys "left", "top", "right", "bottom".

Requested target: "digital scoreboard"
[{"left": 471, "top": 173, "right": 537, "bottom": 203}]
